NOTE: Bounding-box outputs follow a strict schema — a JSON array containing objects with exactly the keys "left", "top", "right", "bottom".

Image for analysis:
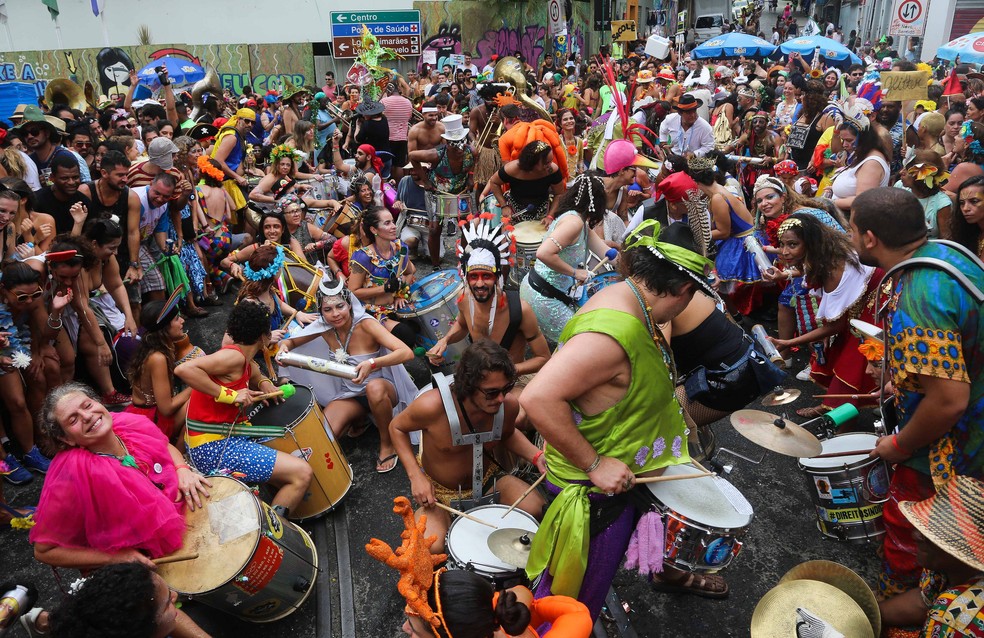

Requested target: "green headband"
[{"left": 624, "top": 219, "right": 716, "bottom": 291}]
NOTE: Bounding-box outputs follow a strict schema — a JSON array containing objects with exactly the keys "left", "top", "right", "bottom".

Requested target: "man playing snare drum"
[
  {"left": 390, "top": 340, "right": 546, "bottom": 554},
  {"left": 426, "top": 218, "right": 550, "bottom": 426}
]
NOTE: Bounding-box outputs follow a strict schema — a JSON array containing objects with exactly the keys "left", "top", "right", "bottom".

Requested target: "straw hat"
[
  {"left": 779, "top": 560, "right": 881, "bottom": 637},
  {"left": 900, "top": 475, "right": 984, "bottom": 573},
  {"left": 656, "top": 67, "right": 676, "bottom": 82},
  {"left": 637, "top": 69, "right": 655, "bottom": 84},
  {"left": 751, "top": 580, "right": 874, "bottom": 638}
]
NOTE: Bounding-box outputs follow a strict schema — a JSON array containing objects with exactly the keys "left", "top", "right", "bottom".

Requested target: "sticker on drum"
[
  {"left": 397, "top": 270, "right": 463, "bottom": 319},
  {"left": 585, "top": 272, "right": 621, "bottom": 299},
  {"left": 446, "top": 505, "right": 538, "bottom": 576},
  {"left": 703, "top": 537, "right": 736, "bottom": 566}
]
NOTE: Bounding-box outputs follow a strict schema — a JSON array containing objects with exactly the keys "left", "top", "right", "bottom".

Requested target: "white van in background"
[{"left": 694, "top": 14, "right": 725, "bottom": 43}]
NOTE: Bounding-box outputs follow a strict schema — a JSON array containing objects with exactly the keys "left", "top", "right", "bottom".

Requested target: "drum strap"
[
  {"left": 499, "top": 290, "right": 523, "bottom": 351},
  {"left": 434, "top": 372, "right": 503, "bottom": 498}
]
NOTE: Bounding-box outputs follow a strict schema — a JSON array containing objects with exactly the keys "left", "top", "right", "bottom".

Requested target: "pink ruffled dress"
[{"left": 29, "top": 412, "right": 185, "bottom": 558}]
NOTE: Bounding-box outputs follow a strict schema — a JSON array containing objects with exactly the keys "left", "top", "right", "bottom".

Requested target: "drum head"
[
  {"left": 798, "top": 433, "right": 879, "bottom": 469},
  {"left": 398, "top": 270, "right": 462, "bottom": 317},
  {"left": 513, "top": 220, "right": 547, "bottom": 244},
  {"left": 446, "top": 505, "right": 538, "bottom": 574},
  {"left": 647, "top": 464, "right": 753, "bottom": 529},
  {"left": 248, "top": 385, "right": 314, "bottom": 429},
  {"left": 157, "top": 476, "right": 261, "bottom": 593}
]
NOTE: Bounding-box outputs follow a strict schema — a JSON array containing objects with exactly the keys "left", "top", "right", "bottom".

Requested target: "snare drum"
[
  {"left": 646, "top": 463, "right": 754, "bottom": 572},
  {"left": 446, "top": 504, "right": 539, "bottom": 590},
  {"left": 395, "top": 270, "right": 465, "bottom": 367},
  {"left": 798, "top": 433, "right": 890, "bottom": 542},
  {"left": 509, "top": 220, "right": 547, "bottom": 287},
  {"left": 251, "top": 385, "right": 353, "bottom": 519},
  {"left": 156, "top": 476, "right": 318, "bottom": 622},
  {"left": 479, "top": 193, "right": 503, "bottom": 227}
]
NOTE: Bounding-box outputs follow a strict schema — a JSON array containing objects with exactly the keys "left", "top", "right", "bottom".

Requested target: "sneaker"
[
  {"left": 20, "top": 607, "right": 47, "bottom": 637},
  {"left": 101, "top": 391, "right": 132, "bottom": 407},
  {"left": 796, "top": 364, "right": 812, "bottom": 382},
  {"left": 21, "top": 446, "right": 51, "bottom": 474},
  {"left": 0, "top": 455, "right": 33, "bottom": 485}
]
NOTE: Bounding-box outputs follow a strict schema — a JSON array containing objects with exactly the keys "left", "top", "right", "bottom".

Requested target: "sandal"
[
  {"left": 346, "top": 420, "right": 370, "bottom": 439},
  {"left": 0, "top": 500, "right": 36, "bottom": 530},
  {"left": 796, "top": 404, "right": 831, "bottom": 419},
  {"left": 651, "top": 571, "right": 729, "bottom": 599},
  {"left": 376, "top": 453, "right": 399, "bottom": 474}
]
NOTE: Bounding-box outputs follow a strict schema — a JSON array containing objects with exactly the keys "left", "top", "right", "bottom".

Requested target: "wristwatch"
[{"left": 128, "top": 261, "right": 139, "bottom": 268}]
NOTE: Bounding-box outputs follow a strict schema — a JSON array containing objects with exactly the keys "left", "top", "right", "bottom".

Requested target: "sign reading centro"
[{"left": 611, "top": 20, "right": 637, "bottom": 43}]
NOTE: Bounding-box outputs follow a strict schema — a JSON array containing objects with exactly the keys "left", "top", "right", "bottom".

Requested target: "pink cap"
[{"left": 603, "top": 139, "right": 660, "bottom": 174}]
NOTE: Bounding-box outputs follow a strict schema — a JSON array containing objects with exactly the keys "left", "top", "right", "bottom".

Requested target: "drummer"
[
  {"left": 408, "top": 114, "right": 476, "bottom": 267},
  {"left": 390, "top": 340, "right": 547, "bottom": 553},
  {"left": 175, "top": 300, "right": 313, "bottom": 519},
  {"left": 30, "top": 383, "right": 211, "bottom": 581},
  {"left": 484, "top": 140, "right": 565, "bottom": 223},
  {"left": 427, "top": 218, "right": 550, "bottom": 412},
  {"left": 277, "top": 278, "right": 417, "bottom": 474},
  {"left": 247, "top": 144, "right": 336, "bottom": 211},
  {"left": 402, "top": 101, "right": 446, "bottom": 263}
]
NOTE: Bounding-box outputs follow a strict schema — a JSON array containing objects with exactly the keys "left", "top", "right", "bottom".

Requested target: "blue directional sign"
[{"left": 331, "top": 22, "right": 420, "bottom": 38}]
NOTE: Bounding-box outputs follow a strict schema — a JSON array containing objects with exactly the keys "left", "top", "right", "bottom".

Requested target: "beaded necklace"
[{"left": 625, "top": 278, "right": 677, "bottom": 383}]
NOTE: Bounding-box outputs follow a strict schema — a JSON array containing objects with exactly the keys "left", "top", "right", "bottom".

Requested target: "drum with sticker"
[
  {"left": 396, "top": 269, "right": 466, "bottom": 368},
  {"left": 798, "top": 432, "right": 890, "bottom": 542},
  {"left": 156, "top": 476, "right": 318, "bottom": 622},
  {"left": 253, "top": 384, "right": 353, "bottom": 520},
  {"left": 644, "top": 463, "right": 754, "bottom": 572}
]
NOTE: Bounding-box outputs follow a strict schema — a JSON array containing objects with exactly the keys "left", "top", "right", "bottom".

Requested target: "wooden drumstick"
[
  {"left": 635, "top": 471, "right": 715, "bottom": 484},
  {"left": 153, "top": 552, "right": 200, "bottom": 565},
  {"left": 433, "top": 502, "right": 498, "bottom": 529},
  {"left": 813, "top": 393, "right": 880, "bottom": 401},
  {"left": 812, "top": 449, "right": 876, "bottom": 459},
  {"left": 252, "top": 384, "right": 297, "bottom": 403},
  {"left": 500, "top": 473, "right": 547, "bottom": 519}
]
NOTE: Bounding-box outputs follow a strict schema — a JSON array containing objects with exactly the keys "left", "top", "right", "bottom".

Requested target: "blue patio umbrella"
[
  {"left": 938, "top": 32, "right": 984, "bottom": 65},
  {"left": 136, "top": 56, "right": 205, "bottom": 91},
  {"left": 692, "top": 32, "right": 778, "bottom": 59},
  {"left": 779, "top": 35, "right": 862, "bottom": 69}
]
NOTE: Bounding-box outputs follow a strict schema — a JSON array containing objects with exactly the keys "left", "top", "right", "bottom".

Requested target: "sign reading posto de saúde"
[{"left": 330, "top": 11, "right": 421, "bottom": 58}]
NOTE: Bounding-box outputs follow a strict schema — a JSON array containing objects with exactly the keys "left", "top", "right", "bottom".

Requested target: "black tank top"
[
  {"left": 671, "top": 308, "right": 748, "bottom": 375},
  {"left": 86, "top": 180, "right": 132, "bottom": 267}
]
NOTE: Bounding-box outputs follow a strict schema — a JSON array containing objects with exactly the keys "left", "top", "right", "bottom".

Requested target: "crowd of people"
[{"left": 3, "top": 1, "right": 984, "bottom": 635}]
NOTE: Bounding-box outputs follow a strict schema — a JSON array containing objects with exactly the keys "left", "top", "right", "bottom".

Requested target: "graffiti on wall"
[
  {"left": 414, "top": 0, "right": 592, "bottom": 72},
  {"left": 0, "top": 42, "right": 313, "bottom": 103}
]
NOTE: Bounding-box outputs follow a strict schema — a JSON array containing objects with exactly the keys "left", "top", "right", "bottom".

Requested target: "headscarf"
[
  {"left": 773, "top": 159, "right": 799, "bottom": 176},
  {"left": 654, "top": 171, "right": 699, "bottom": 203},
  {"left": 753, "top": 175, "right": 786, "bottom": 199},
  {"left": 623, "top": 219, "right": 716, "bottom": 298},
  {"left": 358, "top": 144, "right": 384, "bottom": 175}
]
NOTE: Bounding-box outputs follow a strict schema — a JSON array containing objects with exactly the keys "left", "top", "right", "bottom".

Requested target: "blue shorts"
[{"left": 189, "top": 436, "right": 277, "bottom": 483}]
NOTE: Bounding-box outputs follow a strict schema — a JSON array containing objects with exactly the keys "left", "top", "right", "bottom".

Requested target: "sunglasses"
[
  {"left": 13, "top": 288, "right": 43, "bottom": 302},
  {"left": 478, "top": 382, "right": 516, "bottom": 400},
  {"left": 240, "top": 119, "right": 255, "bottom": 125},
  {"left": 23, "top": 128, "right": 44, "bottom": 137},
  {"left": 116, "top": 123, "right": 133, "bottom": 129}
]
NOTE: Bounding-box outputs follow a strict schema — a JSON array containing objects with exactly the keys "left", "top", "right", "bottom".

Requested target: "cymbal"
[
  {"left": 780, "top": 560, "right": 881, "bottom": 637},
  {"left": 751, "top": 580, "right": 873, "bottom": 638},
  {"left": 760, "top": 388, "right": 801, "bottom": 407},
  {"left": 731, "top": 409, "right": 822, "bottom": 457},
  {"left": 487, "top": 528, "right": 536, "bottom": 568}
]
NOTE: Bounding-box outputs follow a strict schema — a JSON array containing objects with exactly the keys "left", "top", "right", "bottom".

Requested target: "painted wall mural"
[
  {"left": 414, "top": 0, "right": 594, "bottom": 72},
  {"left": 0, "top": 42, "right": 313, "bottom": 103}
]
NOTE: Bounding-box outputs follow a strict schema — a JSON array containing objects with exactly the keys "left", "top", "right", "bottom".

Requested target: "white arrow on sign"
[
  {"left": 337, "top": 15, "right": 347, "bottom": 21},
  {"left": 338, "top": 43, "right": 349, "bottom": 52}
]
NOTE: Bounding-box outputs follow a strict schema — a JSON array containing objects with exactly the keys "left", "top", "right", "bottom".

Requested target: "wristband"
[
  {"left": 174, "top": 464, "right": 191, "bottom": 472},
  {"left": 215, "top": 387, "right": 238, "bottom": 404},
  {"left": 129, "top": 261, "right": 140, "bottom": 268},
  {"left": 532, "top": 450, "right": 544, "bottom": 465},
  {"left": 583, "top": 454, "right": 602, "bottom": 473},
  {"left": 369, "top": 357, "right": 377, "bottom": 369},
  {"left": 891, "top": 434, "right": 911, "bottom": 455}
]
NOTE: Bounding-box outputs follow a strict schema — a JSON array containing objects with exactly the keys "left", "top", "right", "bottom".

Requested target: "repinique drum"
[
  {"left": 279, "top": 256, "right": 323, "bottom": 311},
  {"left": 509, "top": 220, "right": 547, "bottom": 287},
  {"left": 251, "top": 385, "right": 353, "bottom": 519},
  {"left": 646, "top": 463, "right": 754, "bottom": 572},
  {"left": 297, "top": 178, "right": 327, "bottom": 202},
  {"left": 578, "top": 272, "right": 621, "bottom": 306},
  {"left": 798, "top": 433, "right": 890, "bottom": 542},
  {"left": 446, "top": 504, "right": 539, "bottom": 590},
  {"left": 322, "top": 203, "right": 360, "bottom": 238},
  {"left": 156, "top": 476, "right": 318, "bottom": 622},
  {"left": 395, "top": 270, "right": 465, "bottom": 366}
]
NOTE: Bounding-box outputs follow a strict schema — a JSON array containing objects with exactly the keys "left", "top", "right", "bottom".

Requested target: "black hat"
[
  {"left": 189, "top": 123, "right": 218, "bottom": 141},
  {"left": 675, "top": 94, "right": 703, "bottom": 111},
  {"left": 355, "top": 97, "right": 385, "bottom": 117}
]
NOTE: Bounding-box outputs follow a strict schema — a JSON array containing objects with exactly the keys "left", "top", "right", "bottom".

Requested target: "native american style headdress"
[{"left": 457, "top": 216, "right": 512, "bottom": 337}]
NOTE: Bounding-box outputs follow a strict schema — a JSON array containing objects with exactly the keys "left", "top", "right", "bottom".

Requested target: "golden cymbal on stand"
[
  {"left": 761, "top": 388, "right": 801, "bottom": 407},
  {"left": 487, "top": 528, "right": 536, "bottom": 569},
  {"left": 730, "top": 409, "right": 822, "bottom": 457}
]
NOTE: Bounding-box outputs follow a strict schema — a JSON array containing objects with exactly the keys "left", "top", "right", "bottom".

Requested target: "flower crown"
[
  {"left": 243, "top": 245, "right": 286, "bottom": 281},
  {"left": 270, "top": 143, "right": 304, "bottom": 165},
  {"left": 197, "top": 155, "right": 225, "bottom": 182}
]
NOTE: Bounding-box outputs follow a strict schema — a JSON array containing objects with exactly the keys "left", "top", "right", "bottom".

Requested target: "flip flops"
[{"left": 376, "top": 454, "right": 399, "bottom": 474}]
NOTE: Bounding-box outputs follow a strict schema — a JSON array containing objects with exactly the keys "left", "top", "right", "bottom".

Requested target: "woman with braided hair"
[{"left": 519, "top": 174, "right": 610, "bottom": 342}]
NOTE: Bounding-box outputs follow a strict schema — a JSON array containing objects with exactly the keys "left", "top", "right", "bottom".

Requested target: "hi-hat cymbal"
[
  {"left": 751, "top": 579, "right": 873, "bottom": 638},
  {"left": 761, "top": 388, "right": 801, "bottom": 407},
  {"left": 780, "top": 560, "right": 881, "bottom": 637},
  {"left": 487, "top": 528, "right": 536, "bottom": 568},
  {"left": 731, "top": 409, "right": 822, "bottom": 457}
]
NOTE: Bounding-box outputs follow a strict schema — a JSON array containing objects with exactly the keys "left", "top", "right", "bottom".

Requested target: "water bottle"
[
  {"left": 743, "top": 235, "right": 776, "bottom": 276},
  {"left": 750, "top": 324, "right": 783, "bottom": 364},
  {"left": 0, "top": 585, "right": 32, "bottom": 630},
  {"left": 11, "top": 242, "right": 32, "bottom": 261}
]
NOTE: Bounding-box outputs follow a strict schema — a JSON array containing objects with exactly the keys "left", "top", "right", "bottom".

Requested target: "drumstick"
[
  {"left": 635, "top": 471, "right": 715, "bottom": 484},
  {"left": 812, "top": 449, "right": 876, "bottom": 459},
  {"left": 252, "top": 384, "right": 297, "bottom": 403},
  {"left": 813, "top": 393, "right": 880, "bottom": 401},
  {"left": 500, "top": 473, "right": 547, "bottom": 519},
  {"left": 589, "top": 248, "right": 620, "bottom": 274},
  {"left": 433, "top": 502, "right": 498, "bottom": 529},
  {"left": 152, "top": 552, "right": 200, "bottom": 565}
]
